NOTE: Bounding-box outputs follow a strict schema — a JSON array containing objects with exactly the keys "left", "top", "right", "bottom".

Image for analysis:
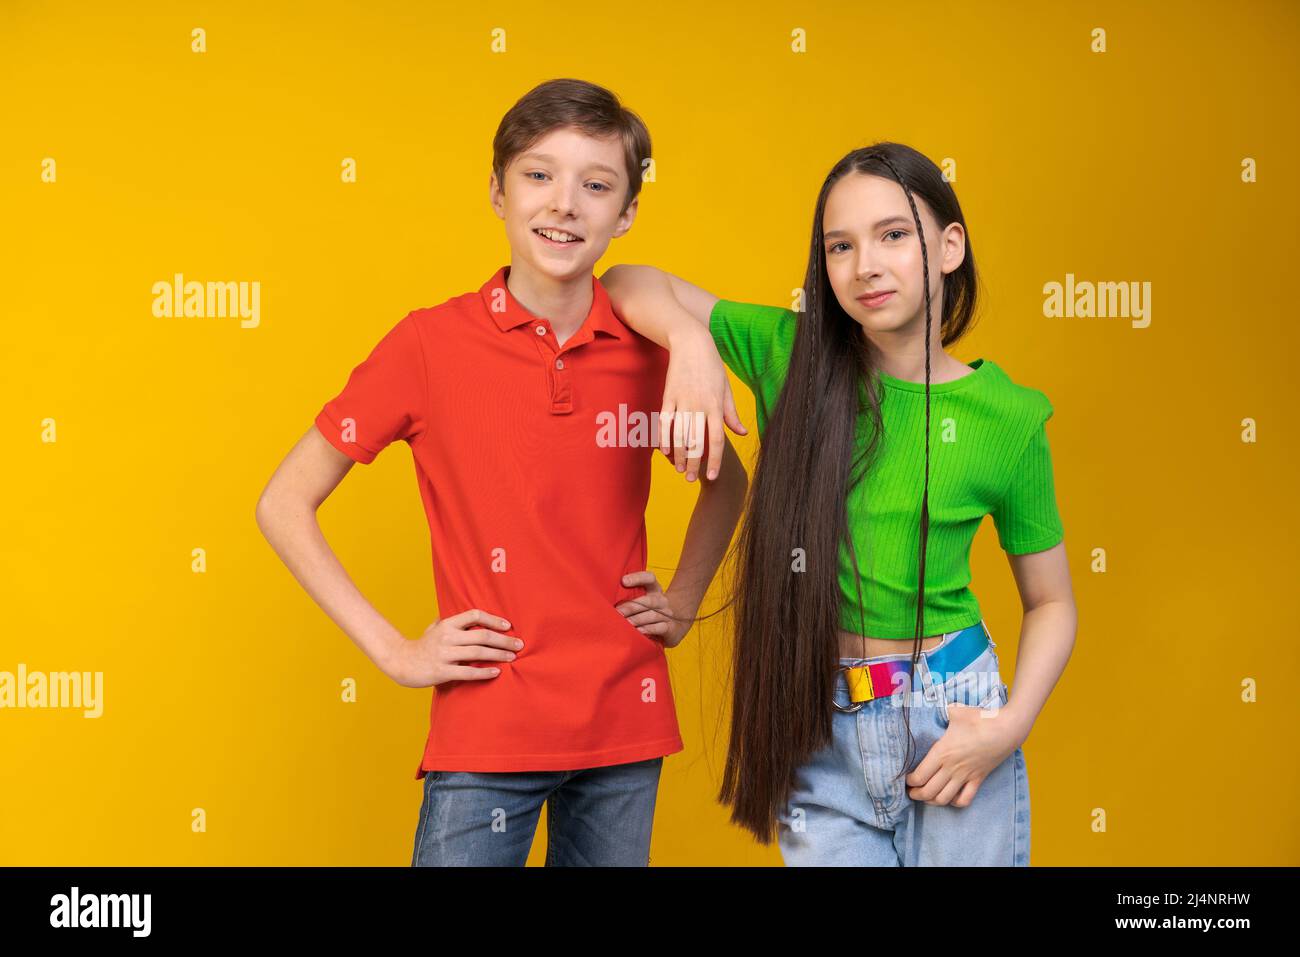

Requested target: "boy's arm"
[
  {"left": 661, "top": 437, "right": 748, "bottom": 644},
  {"left": 255, "top": 427, "right": 411, "bottom": 678},
  {"left": 255, "top": 427, "right": 519, "bottom": 687},
  {"left": 601, "top": 264, "right": 747, "bottom": 481}
]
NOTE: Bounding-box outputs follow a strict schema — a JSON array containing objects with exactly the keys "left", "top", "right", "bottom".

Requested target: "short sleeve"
[
  {"left": 991, "top": 404, "right": 1064, "bottom": 555},
  {"left": 315, "top": 314, "right": 428, "bottom": 464},
  {"left": 708, "top": 299, "right": 797, "bottom": 393}
]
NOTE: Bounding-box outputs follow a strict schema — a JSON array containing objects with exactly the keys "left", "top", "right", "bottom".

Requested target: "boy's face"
[{"left": 490, "top": 126, "right": 638, "bottom": 283}]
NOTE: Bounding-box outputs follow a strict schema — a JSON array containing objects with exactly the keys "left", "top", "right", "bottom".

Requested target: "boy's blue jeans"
[
  {"left": 776, "top": 622, "right": 1031, "bottom": 866},
  {"left": 411, "top": 756, "right": 664, "bottom": 866}
]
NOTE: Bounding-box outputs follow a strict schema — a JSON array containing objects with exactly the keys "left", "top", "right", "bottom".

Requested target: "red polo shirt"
[{"left": 314, "top": 265, "right": 683, "bottom": 775}]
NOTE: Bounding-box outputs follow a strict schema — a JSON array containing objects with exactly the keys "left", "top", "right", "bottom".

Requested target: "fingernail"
[
  {"left": 708, "top": 469, "right": 718, "bottom": 479},
  {"left": 490, "top": 668, "right": 500, "bottom": 675},
  {"left": 501, "top": 619, "right": 510, "bottom": 628},
  {"left": 514, "top": 639, "right": 523, "bottom": 649}
]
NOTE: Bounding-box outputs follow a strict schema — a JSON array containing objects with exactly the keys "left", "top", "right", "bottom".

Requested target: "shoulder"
[
  {"left": 711, "top": 298, "right": 798, "bottom": 326},
  {"left": 398, "top": 292, "right": 489, "bottom": 356},
  {"left": 710, "top": 299, "right": 799, "bottom": 349},
  {"left": 977, "top": 359, "right": 1054, "bottom": 423},
  {"left": 407, "top": 290, "right": 479, "bottom": 330}
]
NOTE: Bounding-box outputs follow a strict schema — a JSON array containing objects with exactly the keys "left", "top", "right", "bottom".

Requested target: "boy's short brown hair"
[{"left": 492, "top": 78, "right": 651, "bottom": 215}]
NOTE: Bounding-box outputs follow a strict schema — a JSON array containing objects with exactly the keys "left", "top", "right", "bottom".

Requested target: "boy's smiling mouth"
[{"left": 533, "top": 226, "right": 584, "bottom": 245}]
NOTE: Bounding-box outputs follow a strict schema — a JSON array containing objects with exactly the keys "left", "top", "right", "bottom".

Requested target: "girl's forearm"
[
  {"left": 1000, "top": 599, "right": 1077, "bottom": 747},
  {"left": 601, "top": 264, "right": 701, "bottom": 350}
]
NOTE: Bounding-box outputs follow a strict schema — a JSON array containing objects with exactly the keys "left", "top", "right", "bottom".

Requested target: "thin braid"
[{"left": 875, "top": 154, "right": 934, "bottom": 778}]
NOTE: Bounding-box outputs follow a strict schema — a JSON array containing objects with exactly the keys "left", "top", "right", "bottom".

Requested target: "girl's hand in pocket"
[{"left": 904, "top": 698, "right": 1017, "bottom": 807}]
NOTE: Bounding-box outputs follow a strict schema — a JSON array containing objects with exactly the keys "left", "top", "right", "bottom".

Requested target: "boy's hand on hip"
[
  {"left": 385, "top": 608, "right": 522, "bottom": 688},
  {"left": 616, "top": 571, "right": 688, "bottom": 649}
]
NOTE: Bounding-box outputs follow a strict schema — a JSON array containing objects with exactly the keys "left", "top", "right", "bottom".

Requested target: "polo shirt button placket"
[
  {"left": 550, "top": 342, "right": 573, "bottom": 413},
  {"left": 531, "top": 320, "right": 574, "bottom": 415}
]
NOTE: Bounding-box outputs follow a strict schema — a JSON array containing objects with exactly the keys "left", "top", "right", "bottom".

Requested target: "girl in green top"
[{"left": 602, "top": 142, "right": 1077, "bottom": 864}]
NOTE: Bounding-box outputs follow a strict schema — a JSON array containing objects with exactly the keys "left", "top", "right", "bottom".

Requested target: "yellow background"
[{"left": 2, "top": 0, "right": 1297, "bottom": 865}]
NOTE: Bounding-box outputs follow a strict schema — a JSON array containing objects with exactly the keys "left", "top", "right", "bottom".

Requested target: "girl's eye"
[
  {"left": 884, "top": 229, "right": 907, "bottom": 241},
  {"left": 828, "top": 241, "right": 849, "bottom": 253}
]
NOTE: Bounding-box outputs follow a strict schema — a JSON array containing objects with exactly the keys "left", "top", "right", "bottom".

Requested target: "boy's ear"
[
  {"left": 611, "top": 195, "right": 639, "bottom": 239},
  {"left": 488, "top": 172, "right": 505, "bottom": 220}
]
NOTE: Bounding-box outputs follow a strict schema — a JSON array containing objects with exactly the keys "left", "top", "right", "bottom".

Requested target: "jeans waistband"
[{"left": 836, "top": 621, "right": 992, "bottom": 697}]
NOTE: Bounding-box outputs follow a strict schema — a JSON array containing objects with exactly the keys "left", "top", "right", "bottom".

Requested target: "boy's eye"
[{"left": 525, "top": 172, "right": 609, "bottom": 192}]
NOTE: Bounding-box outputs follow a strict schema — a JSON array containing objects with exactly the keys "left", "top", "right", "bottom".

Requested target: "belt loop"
[{"left": 920, "top": 650, "right": 937, "bottom": 697}]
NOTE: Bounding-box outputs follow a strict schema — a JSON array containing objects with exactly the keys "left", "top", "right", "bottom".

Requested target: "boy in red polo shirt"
[{"left": 256, "top": 78, "right": 748, "bottom": 866}]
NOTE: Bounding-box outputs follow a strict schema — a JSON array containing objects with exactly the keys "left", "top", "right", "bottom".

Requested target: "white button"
[
  {"left": 555, "top": 359, "right": 564, "bottom": 369},
  {"left": 535, "top": 325, "right": 546, "bottom": 335}
]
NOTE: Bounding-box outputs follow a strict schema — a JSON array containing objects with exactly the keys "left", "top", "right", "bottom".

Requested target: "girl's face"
[{"left": 821, "top": 171, "right": 965, "bottom": 338}]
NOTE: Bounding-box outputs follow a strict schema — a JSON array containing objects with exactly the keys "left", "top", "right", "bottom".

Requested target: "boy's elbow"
[
  {"left": 254, "top": 489, "right": 276, "bottom": 536},
  {"left": 255, "top": 479, "right": 294, "bottom": 536}
]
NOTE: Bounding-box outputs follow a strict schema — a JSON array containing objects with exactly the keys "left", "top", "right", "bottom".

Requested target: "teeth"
[{"left": 537, "top": 228, "right": 580, "bottom": 243}]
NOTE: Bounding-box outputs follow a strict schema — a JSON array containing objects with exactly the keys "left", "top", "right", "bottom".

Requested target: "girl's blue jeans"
[{"left": 776, "top": 621, "right": 1031, "bottom": 866}]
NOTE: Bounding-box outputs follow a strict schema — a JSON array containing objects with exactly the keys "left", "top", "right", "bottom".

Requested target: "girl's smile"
[{"left": 857, "top": 290, "right": 895, "bottom": 307}]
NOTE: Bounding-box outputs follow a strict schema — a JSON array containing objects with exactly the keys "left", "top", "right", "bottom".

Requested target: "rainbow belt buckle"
[{"left": 844, "top": 664, "right": 876, "bottom": 703}]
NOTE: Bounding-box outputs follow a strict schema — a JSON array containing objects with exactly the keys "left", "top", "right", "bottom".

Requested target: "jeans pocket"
[{"left": 936, "top": 647, "right": 1003, "bottom": 728}]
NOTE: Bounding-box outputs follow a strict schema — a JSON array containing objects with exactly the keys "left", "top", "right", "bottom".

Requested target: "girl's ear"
[{"left": 940, "top": 220, "right": 967, "bottom": 275}]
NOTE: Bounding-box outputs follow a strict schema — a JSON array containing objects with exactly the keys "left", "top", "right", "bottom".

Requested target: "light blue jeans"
[
  {"left": 411, "top": 756, "right": 664, "bottom": 866},
  {"left": 776, "top": 622, "right": 1030, "bottom": 866}
]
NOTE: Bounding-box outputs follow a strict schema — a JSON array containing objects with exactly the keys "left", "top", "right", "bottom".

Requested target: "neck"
[
  {"left": 864, "top": 305, "right": 964, "bottom": 383},
  {"left": 505, "top": 260, "right": 593, "bottom": 342}
]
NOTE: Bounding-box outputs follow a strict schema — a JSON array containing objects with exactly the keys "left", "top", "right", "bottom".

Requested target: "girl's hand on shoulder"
[
  {"left": 658, "top": 324, "right": 747, "bottom": 482},
  {"left": 904, "top": 700, "right": 1018, "bottom": 807}
]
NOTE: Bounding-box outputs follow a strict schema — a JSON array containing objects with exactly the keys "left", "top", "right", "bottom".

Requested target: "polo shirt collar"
[{"left": 479, "top": 265, "right": 626, "bottom": 342}]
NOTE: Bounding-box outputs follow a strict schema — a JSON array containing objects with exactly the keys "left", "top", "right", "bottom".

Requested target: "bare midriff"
[{"left": 837, "top": 630, "right": 948, "bottom": 661}]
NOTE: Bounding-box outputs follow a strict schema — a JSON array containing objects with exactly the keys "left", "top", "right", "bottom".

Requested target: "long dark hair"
[{"left": 717, "top": 142, "right": 980, "bottom": 843}]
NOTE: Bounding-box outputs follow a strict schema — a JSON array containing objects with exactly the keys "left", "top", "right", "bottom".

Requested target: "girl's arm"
[
  {"left": 601, "top": 264, "right": 716, "bottom": 341},
  {"left": 999, "top": 542, "right": 1078, "bottom": 748},
  {"left": 600, "top": 264, "right": 748, "bottom": 482}
]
